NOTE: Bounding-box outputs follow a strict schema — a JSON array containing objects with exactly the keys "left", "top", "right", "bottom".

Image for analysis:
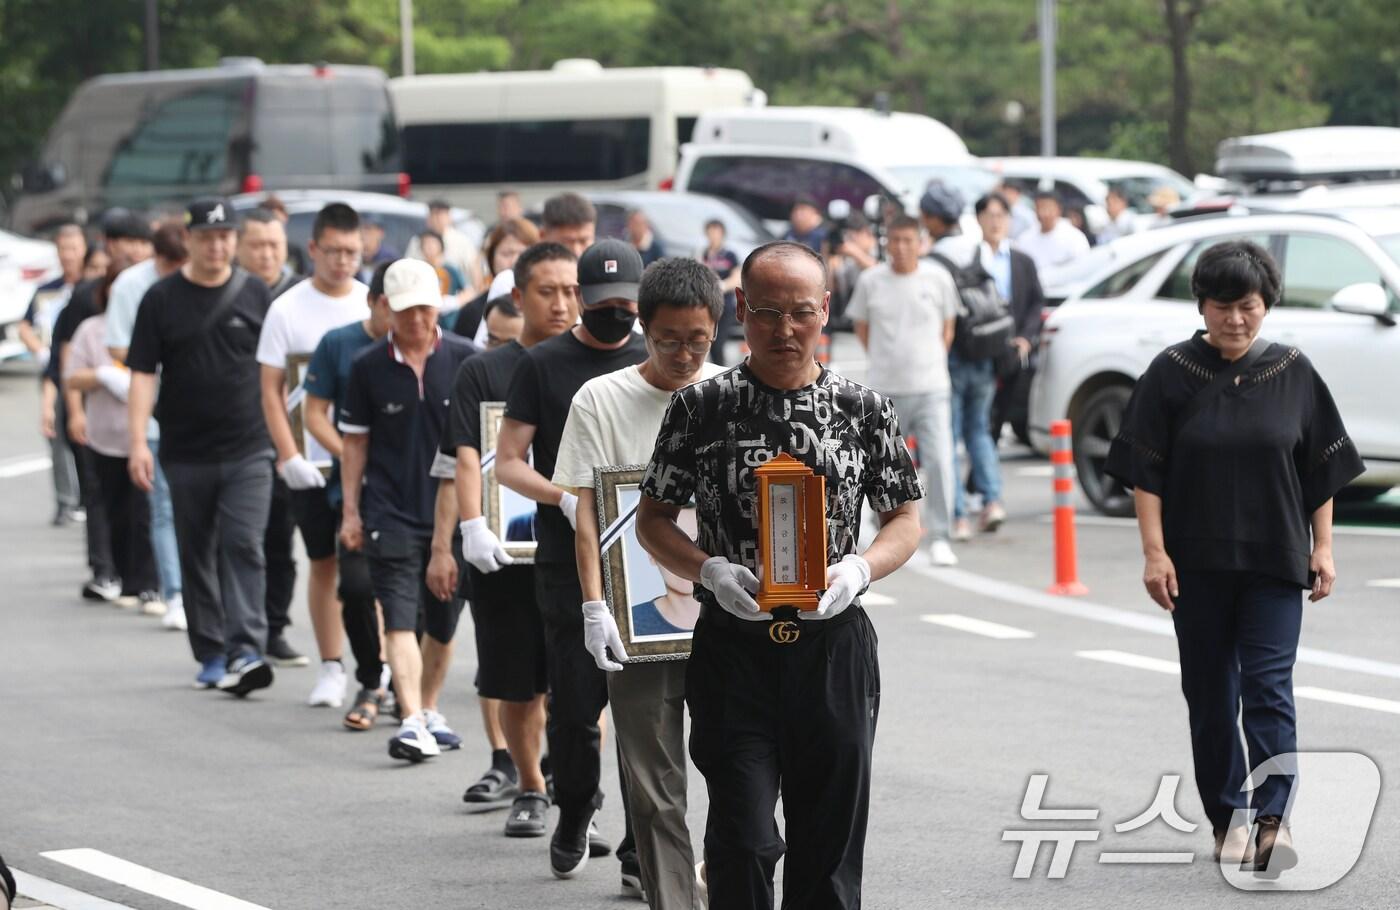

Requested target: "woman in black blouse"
[{"left": 1105, "top": 240, "right": 1364, "bottom": 877}]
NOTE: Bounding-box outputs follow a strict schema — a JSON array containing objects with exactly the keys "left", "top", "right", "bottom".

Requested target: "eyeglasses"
[
  {"left": 744, "top": 301, "right": 823, "bottom": 328},
  {"left": 647, "top": 335, "right": 715, "bottom": 355}
]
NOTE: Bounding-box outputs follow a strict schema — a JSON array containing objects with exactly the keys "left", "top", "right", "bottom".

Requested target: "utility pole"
[
  {"left": 1038, "top": 0, "right": 1056, "bottom": 159},
  {"left": 400, "top": 0, "right": 416, "bottom": 77},
  {"left": 145, "top": 0, "right": 159, "bottom": 70}
]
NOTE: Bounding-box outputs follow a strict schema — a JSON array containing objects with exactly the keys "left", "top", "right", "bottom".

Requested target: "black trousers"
[
  {"left": 537, "top": 564, "right": 608, "bottom": 815},
  {"left": 264, "top": 476, "right": 296, "bottom": 639},
  {"left": 338, "top": 539, "right": 383, "bottom": 690},
  {"left": 1172, "top": 569, "right": 1302, "bottom": 831},
  {"left": 687, "top": 606, "right": 880, "bottom": 910},
  {"left": 69, "top": 436, "right": 115, "bottom": 579},
  {"left": 91, "top": 452, "right": 157, "bottom": 595}
]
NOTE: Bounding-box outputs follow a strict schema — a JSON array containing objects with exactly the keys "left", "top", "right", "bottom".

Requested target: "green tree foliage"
[{"left": 0, "top": 0, "right": 1394, "bottom": 212}]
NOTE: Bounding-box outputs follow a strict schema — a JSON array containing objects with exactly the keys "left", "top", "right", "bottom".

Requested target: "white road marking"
[
  {"left": 861, "top": 591, "right": 896, "bottom": 606},
  {"left": 921, "top": 613, "right": 1035, "bottom": 639},
  {"left": 914, "top": 565, "right": 1400, "bottom": 681},
  {"left": 1077, "top": 649, "right": 1179, "bottom": 674},
  {"left": 1077, "top": 651, "right": 1400, "bottom": 715},
  {"left": 1015, "top": 464, "right": 1055, "bottom": 477},
  {"left": 10, "top": 868, "right": 137, "bottom": 910},
  {"left": 40, "top": 849, "right": 271, "bottom": 910},
  {"left": 1042, "top": 512, "right": 1400, "bottom": 539},
  {"left": 1366, "top": 578, "right": 1400, "bottom": 589},
  {"left": 0, "top": 455, "right": 51, "bottom": 478},
  {"left": 1097, "top": 853, "right": 1195, "bottom": 864}
]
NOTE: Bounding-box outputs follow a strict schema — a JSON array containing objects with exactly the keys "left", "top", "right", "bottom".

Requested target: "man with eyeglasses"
[
  {"left": 256, "top": 203, "right": 372, "bottom": 713},
  {"left": 636, "top": 241, "right": 923, "bottom": 910},
  {"left": 495, "top": 238, "right": 649, "bottom": 882},
  {"left": 552, "top": 257, "right": 725, "bottom": 904}
]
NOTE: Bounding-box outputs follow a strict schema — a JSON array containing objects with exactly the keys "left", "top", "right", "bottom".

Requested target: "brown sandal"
[{"left": 343, "top": 688, "right": 382, "bottom": 731}]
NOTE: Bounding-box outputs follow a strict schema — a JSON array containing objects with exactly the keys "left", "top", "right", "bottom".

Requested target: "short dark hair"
[
  {"left": 427, "top": 198, "right": 452, "bottom": 212},
  {"left": 703, "top": 218, "right": 726, "bottom": 233},
  {"left": 887, "top": 214, "right": 920, "bottom": 234},
  {"left": 238, "top": 207, "right": 280, "bottom": 236},
  {"left": 368, "top": 259, "right": 396, "bottom": 299},
  {"left": 1191, "top": 240, "right": 1282, "bottom": 311},
  {"left": 417, "top": 229, "right": 444, "bottom": 248},
  {"left": 1034, "top": 189, "right": 1061, "bottom": 207},
  {"left": 513, "top": 241, "right": 577, "bottom": 291},
  {"left": 975, "top": 192, "right": 1011, "bottom": 216},
  {"left": 312, "top": 202, "right": 359, "bottom": 241},
  {"left": 1105, "top": 184, "right": 1128, "bottom": 202},
  {"left": 484, "top": 293, "right": 520, "bottom": 321},
  {"left": 740, "top": 240, "right": 828, "bottom": 292},
  {"left": 638, "top": 257, "right": 723, "bottom": 327},
  {"left": 542, "top": 192, "right": 596, "bottom": 229},
  {"left": 152, "top": 222, "right": 187, "bottom": 262},
  {"left": 497, "top": 190, "right": 519, "bottom": 202}
]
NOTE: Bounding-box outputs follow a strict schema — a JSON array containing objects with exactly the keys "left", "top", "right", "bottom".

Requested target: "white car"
[
  {"left": 981, "top": 156, "right": 1199, "bottom": 234},
  {"left": 1029, "top": 209, "right": 1400, "bottom": 515},
  {"left": 0, "top": 229, "right": 59, "bottom": 360}
]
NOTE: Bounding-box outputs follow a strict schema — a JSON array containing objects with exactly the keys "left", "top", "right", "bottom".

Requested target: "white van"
[
  {"left": 672, "top": 106, "right": 979, "bottom": 228},
  {"left": 392, "top": 60, "right": 758, "bottom": 212}
]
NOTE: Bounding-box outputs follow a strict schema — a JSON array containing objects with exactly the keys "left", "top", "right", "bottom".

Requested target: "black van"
[{"left": 10, "top": 58, "right": 403, "bottom": 234}]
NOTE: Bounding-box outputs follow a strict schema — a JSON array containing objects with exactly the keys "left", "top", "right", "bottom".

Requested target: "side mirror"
[
  {"left": 1329, "top": 282, "right": 1393, "bottom": 323},
  {"left": 862, "top": 194, "right": 884, "bottom": 221}
]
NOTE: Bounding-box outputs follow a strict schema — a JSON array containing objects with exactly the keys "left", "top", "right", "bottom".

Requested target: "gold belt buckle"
[{"left": 768, "top": 619, "right": 800, "bottom": 644}]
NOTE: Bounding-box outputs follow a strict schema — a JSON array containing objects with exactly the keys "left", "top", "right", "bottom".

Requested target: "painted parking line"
[
  {"left": 40, "top": 849, "right": 271, "bottom": 910},
  {"left": 0, "top": 454, "right": 51, "bottom": 479},
  {"left": 1075, "top": 650, "right": 1400, "bottom": 716},
  {"left": 10, "top": 868, "right": 137, "bottom": 910},
  {"left": 921, "top": 613, "right": 1035, "bottom": 639},
  {"left": 913, "top": 564, "right": 1400, "bottom": 681}
]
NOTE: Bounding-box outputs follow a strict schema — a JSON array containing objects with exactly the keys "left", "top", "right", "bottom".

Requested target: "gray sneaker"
[{"left": 504, "top": 792, "right": 550, "bottom": 838}]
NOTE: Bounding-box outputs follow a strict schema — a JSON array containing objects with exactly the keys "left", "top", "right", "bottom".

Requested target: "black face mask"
[{"left": 580, "top": 305, "right": 637, "bottom": 343}]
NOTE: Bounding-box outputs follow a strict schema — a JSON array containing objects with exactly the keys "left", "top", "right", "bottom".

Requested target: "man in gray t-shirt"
[{"left": 847, "top": 214, "right": 961, "bottom": 565}]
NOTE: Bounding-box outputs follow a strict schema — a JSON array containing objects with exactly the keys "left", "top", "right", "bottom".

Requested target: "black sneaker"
[
  {"left": 550, "top": 808, "right": 593, "bottom": 879},
  {"left": 620, "top": 854, "right": 645, "bottom": 900},
  {"left": 218, "top": 654, "right": 274, "bottom": 697},
  {"left": 266, "top": 634, "right": 310, "bottom": 667},
  {"left": 588, "top": 819, "right": 613, "bottom": 858},
  {"left": 463, "top": 766, "right": 520, "bottom": 804},
  {"left": 504, "top": 792, "right": 550, "bottom": 838}
]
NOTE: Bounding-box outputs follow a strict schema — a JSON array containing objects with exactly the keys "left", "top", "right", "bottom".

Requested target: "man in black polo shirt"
[
  {"left": 438, "top": 242, "right": 577, "bottom": 831},
  {"left": 127, "top": 197, "right": 276, "bottom": 697},
  {"left": 636, "top": 241, "right": 924, "bottom": 909},
  {"left": 496, "top": 239, "right": 648, "bottom": 879},
  {"left": 338, "top": 259, "right": 479, "bottom": 762}
]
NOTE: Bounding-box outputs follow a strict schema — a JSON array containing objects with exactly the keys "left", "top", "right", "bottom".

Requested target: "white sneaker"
[
  {"left": 308, "top": 660, "right": 348, "bottom": 708},
  {"left": 388, "top": 719, "right": 441, "bottom": 762},
  {"left": 162, "top": 595, "right": 187, "bottom": 631},
  {"left": 929, "top": 539, "right": 959, "bottom": 567}
]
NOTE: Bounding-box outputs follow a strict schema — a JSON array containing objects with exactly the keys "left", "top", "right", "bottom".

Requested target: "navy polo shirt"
[{"left": 339, "top": 328, "right": 479, "bottom": 536}]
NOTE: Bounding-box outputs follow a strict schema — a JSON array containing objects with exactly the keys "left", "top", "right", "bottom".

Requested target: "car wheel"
[{"left": 1071, "top": 385, "right": 1135, "bottom": 517}]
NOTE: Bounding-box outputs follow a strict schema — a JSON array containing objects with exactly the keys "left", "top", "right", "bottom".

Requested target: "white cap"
[
  {"left": 384, "top": 259, "right": 442, "bottom": 312},
  {"left": 488, "top": 268, "right": 515, "bottom": 301}
]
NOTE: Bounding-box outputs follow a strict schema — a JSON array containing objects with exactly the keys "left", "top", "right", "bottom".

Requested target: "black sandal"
[
  {"left": 463, "top": 767, "right": 520, "bottom": 803},
  {"left": 342, "top": 688, "right": 382, "bottom": 731}
]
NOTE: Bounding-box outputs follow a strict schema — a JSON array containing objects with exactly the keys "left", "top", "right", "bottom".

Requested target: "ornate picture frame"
[
  {"left": 481, "top": 401, "right": 538, "bottom": 562},
  {"left": 286, "top": 353, "right": 333, "bottom": 477}
]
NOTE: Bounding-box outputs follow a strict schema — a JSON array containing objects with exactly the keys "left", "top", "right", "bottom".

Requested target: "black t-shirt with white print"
[{"left": 640, "top": 362, "right": 923, "bottom": 613}]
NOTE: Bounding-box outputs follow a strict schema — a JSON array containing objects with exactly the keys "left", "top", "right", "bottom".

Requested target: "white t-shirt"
[
  {"left": 553, "top": 361, "right": 726, "bottom": 488},
  {"left": 1014, "top": 219, "right": 1090, "bottom": 273},
  {"left": 104, "top": 259, "right": 160, "bottom": 350},
  {"left": 845, "top": 261, "right": 959, "bottom": 396},
  {"left": 256, "top": 278, "right": 370, "bottom": 370}
]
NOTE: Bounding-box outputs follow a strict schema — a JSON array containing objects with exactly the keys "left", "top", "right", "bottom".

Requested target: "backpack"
[{"left": 928, "top": 252, "right": 1015, "bottom": 362}]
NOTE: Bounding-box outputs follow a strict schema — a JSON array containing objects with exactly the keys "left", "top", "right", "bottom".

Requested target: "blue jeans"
[
  {"left": 1171, "top": 570, "right": 1302, "bottom": 829},
  {"left": 948, "top": 353, "right": 1001, "bottom": 519},
  {"left": 149, "top": 436, "right": 182, "bottom": 599}
]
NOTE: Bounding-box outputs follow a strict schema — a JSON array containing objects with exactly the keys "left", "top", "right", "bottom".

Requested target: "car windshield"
[
  {"left": 1377, "top": 233, "right": 1400, "bottom": 267},
  {"left": 889, "top": 165, "right": 1001, "bottom": 205},
  {"left": 636, "top": 197, "right": 772, "bottom": 244},
  {"left": 1112, "top": 173, "right": 1197, "bottom": 212}
]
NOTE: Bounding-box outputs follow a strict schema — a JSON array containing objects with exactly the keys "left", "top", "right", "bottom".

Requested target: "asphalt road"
[{"left": 2, "top": 348, "right": 1398, "bottom": 910}]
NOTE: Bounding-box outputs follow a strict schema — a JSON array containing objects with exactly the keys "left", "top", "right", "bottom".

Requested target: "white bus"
[{"left": 392, "top": 60, "right": 760, "bottom": 212}]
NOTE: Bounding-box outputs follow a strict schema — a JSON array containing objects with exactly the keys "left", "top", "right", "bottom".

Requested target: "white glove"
[
  {"left": 278, "top": 454, "right": 326, "bottom": 490},
  {"left": 95, "top": 364, "right": 130, "bottom": 402},
  {"left": 460, "top": 516, "right": 514, "bottom": 573},
  {"left": 700, "top": 556, "right": 764, "bottom": 621},
  {"left": 558, "top": 491, "right": 579, "bottom": 530},
  {"left": 805, "top": 554, "right": 871, "bottom": 621},
  {"left": 582, "top": 599, "right": 628, "bottom": 671}
]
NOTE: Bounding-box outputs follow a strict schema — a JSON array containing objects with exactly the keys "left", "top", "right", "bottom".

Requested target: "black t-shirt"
[
  {"left": 504, "top": 330, "right": 649, "bottom": 564},
  {"left": 126, "top": 269, "right": 274, "bottom": 463},
  {"left": 1105, "top": 332, "right": 1364, "bottom": 588},
  {"left": 641, "top": 363, "right": 924, "bottom": 614},
  {"left": 46, "top": 278, "right": 98, "bottom": 385},
  {"left": 340, "top": 332, "right": 479, "bottom": 537},
  {"left": 451, "top": 290, "right": 489, "bottom": 341},
  {"left": 442, "top": 339, "right": 534, "bottom": 601}
]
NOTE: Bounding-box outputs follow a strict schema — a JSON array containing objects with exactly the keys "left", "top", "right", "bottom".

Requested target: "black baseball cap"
[
  {"left": 186, "top": 197, "right": 235, "bottom": 231},
  {"left": 577, "top": 239, "right": 644, "bottom": 306},
  {"left": 919, "top": 182, "right": 965, "bottom": 223},
  {"left": 101, "top": 208, "right": 152, "bottom": 241}
]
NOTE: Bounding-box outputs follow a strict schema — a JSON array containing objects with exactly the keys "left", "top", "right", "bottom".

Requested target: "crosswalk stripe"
[
  {"left": 920, "top": 613, "right": 1034, "bottom": 639},
  {"left": 10, "top": 868, "right": 137, "bottom": 910},
  {"left": 40, "top": 849, "right": 271, "bottom": 910}
]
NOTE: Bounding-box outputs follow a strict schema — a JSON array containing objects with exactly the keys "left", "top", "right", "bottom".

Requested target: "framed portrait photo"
[
  {"left": 286, "top": 353, "right": 333, "bottom": 477},
  {"left": 481, "top": 401, "right": 538, "bottom": 562},
  {"left": 595, "top": 465, "right": 699, "bottom": 663}
]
